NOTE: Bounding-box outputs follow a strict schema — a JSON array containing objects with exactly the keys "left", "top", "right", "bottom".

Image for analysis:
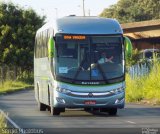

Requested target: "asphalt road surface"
[{"left": 0, "top": 90, "right": 160, "bottom": 134}]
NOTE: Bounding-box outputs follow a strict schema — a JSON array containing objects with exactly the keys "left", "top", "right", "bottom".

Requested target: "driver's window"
[{"left": 59, "top": 43, "right": 77, "bottom": 58}]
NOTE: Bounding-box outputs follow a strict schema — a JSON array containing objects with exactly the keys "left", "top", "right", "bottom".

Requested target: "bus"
[{"left": 34, "top": 16, "right": 132, "bottom": 115}]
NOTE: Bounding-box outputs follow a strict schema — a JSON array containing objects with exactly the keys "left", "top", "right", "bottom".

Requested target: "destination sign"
[{"left": 64, "top": 35, "right": 86, "bottom": 40}]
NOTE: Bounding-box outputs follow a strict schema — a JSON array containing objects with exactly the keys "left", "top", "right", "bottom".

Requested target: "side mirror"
[
  {"left": 124, "top": 36, "right": 133, "bottom": 59},
  {"left": 48, "top": 37, "right": 54, "bottom": 58}
]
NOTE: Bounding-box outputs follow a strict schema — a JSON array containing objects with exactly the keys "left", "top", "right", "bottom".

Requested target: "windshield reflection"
[{"left": 56, "top": 35, "right": 124, "bottom": 83}]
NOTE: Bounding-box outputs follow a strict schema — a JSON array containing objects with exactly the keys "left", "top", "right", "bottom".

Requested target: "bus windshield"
[{"left": 55, "top": 34, "right": 124, "bottom": 84}]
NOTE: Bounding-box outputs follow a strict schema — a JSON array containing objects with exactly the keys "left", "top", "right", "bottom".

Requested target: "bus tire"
[
  {"left": 48, "top": 87, "right": 61, "bottom": 115},
  {"left": 47, "top": 88, "right": 51, "bottom": 111},
  {"left": 38, "top": 102, "right": 47, "bottom": 111},
  {"left": 84, "top": 108, "right": 91, "bottom": 111},
  {"left": 37, "top": 84, "right": 47, "bottom": 111},
  {"left": 51, "top": 108, "right": 61, "bottom": 115},
  {"left": 108, "top": 108, "right": 117, "bottom": 116}
]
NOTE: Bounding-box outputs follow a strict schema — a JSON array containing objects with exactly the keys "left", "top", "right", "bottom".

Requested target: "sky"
[{"left": 3, "top": 0, "right": 119, "bottom": 21}]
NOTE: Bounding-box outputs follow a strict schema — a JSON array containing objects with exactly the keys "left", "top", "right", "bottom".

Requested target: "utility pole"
[
  {"left": 41, "top": 8, "right": 44, "bottom": 16},
  {"left": 82, "top": 0, "right": 85, "bottom": 16},
  {"left": 88, "top": 9, "right": 90, "bottom": 16},
  {"left": 55, "top": 8, "right": 58, "bottom": 19}
]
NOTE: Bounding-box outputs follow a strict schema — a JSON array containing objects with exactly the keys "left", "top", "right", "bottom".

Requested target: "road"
[{"left": 0, "top": 90, "right": 160, "bottom": 134}]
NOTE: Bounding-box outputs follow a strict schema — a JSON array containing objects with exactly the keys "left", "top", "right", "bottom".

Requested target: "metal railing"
[{"left": 128, "top": 63, "right": 151, "bottom": 79}]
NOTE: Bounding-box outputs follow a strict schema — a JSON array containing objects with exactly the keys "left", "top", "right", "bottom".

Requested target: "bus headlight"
[
  {"left": 56, "top": 87, "right": 71, "bottom": 94},
  {"left": 110, "top": 87, "right": 124, "bottom": 94},
  {"left": 116, "top": 87, "right": 124, "bottom": 92}
]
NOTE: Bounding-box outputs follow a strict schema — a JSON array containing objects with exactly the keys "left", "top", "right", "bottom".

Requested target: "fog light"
[
  {"left": 56, "top": 97, "right": 65, "bottom": 104},
  {"left": 115, "top": 98, "right": 124, "bottom": 104}
]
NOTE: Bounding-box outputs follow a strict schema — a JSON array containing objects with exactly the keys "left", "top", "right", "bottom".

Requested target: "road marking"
[
  {"left": 0, "top": 109, "right": 24, "bottom": 133},
  {"left": 126, "top": 120, "right": 136, "bottom": 124}
]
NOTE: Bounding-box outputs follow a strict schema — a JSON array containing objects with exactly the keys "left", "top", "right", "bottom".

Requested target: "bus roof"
[{"left": 37, "top": 16, "right": 123, "bottom": 36}]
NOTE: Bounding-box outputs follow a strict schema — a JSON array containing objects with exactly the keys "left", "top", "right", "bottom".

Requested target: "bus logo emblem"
[{"left": 88, "top": 93, "right": 93, "bottom": 97}]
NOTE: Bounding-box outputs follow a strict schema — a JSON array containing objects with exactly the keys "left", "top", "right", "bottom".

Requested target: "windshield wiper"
[
  {"left": 72, "top": 51, "right": 109, "bottom": 83},
  {"left": 107, "top": 75, "right": 125, "bottom": 83},
  {"left": 96, "top": 63, "right": 108, "bottom": 83},
  {"left": 72, "top": 57, "right": 86, "bottom": 83},
  {"left": 92, "top": 51, "right": 108, "bottom": 83}
]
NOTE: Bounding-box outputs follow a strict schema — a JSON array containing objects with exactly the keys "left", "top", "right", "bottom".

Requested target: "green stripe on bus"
[
  {"left": 40, "top": 77, "right": 49, "bottom": 80},
  {"left": 39, "top": 77, "right": 124, "bottom": 87},
  {"left": 48, "top": 37, "right": 54, "bottom": 57},
  {"left": 124, "top": 36, "right": 132, "bottom": 58},
  {"left": 55, "top": 80, "right": 124, "bottom": 87}
]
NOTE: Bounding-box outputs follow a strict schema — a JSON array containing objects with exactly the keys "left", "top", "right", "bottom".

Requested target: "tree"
[
  {"left": 0, "top": 2, "right": 45, "bottom": 73},
  {"left": 100, "top": 0, "right": 160, "bottom": 23}
]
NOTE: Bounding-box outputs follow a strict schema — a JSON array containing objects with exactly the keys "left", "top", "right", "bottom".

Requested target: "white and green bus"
[{"left": 34, "top": 16, "right": 132, "bottom": 115}]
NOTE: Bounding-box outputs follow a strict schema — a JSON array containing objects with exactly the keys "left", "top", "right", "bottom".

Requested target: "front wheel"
[
  {"left": 38, "top": 102, "right": 47, "bottom": 111},
  {"left": 108, "top": 108, "right": 117, "bottom": 116},
  {"left": 50, "top": 107, "right": 61, "bottom": 115},
  {"left": 37, "top": 85, "right": 47, "bottom": 111},
  {"left": 48, "top": 88, "right": 60, "bottom": 115}
]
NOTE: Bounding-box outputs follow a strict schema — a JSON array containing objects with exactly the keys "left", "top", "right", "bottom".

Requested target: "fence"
[
  {"left": 0, "top": 65, "right": 33, "bottom": 85},
  {"left": 0, "top": 65, "right": 18, "bottom": 85},
  {"left": 128, "top": 63, "right": 152, "bottom": 79}
]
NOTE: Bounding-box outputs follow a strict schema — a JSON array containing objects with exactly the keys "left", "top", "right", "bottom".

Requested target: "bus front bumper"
[{"left": 53, "top": 91, "right": 125, "bottom": 109}]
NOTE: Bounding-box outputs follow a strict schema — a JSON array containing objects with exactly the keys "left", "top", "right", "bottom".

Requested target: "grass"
[
  {"left": 0, "top": 80, "right": 33, "bottom": 94},
  {"left": 126, "top": 62, "right": 160, "bottom": 105},
  {"left": 0, "top": 112, "right": 7, "bottom": 129}
]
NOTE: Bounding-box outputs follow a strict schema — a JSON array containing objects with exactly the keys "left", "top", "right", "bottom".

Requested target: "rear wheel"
[{"left": 108, "top": 108, "right": 117, "bottom": 116}]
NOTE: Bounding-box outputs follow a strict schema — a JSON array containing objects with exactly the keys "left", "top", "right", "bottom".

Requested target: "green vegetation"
[
  {"left": 0, "top": 112, "right": 7, "bottom": 129},
  {"left": 126, "top": 62, "right": 160, "bottom": 105},
  {"left": 100, "top": 0, "right": 160, "bottom": 23},
  {"left": 0, "top": 2, "right": 45, "bottom": 73},
  {"left": 0, "top": 80, "right": 33, "bottom": 94},
  {"left": 0, "top": 2, "right": 44, "bottom": 93},
  {"left": 126, "top": 49, "right": 140, "bottom": 67}
]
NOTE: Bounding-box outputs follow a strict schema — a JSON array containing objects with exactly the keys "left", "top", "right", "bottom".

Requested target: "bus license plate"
[{"left": 84, "top": 100, "right": 96, "bottom": 105}]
